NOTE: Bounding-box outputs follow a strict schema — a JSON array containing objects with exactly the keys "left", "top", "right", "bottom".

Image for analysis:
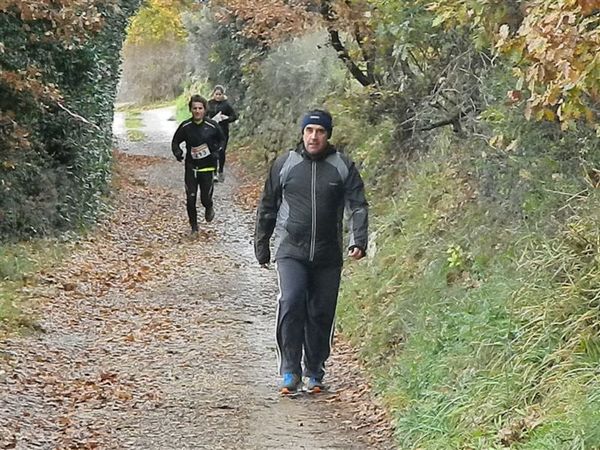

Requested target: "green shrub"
[
  {"left": 0, "top": 0, "right": 141, "bottom": 241},
  {"left": 338, "top": 122, "right": 600, "bottom": 447}
]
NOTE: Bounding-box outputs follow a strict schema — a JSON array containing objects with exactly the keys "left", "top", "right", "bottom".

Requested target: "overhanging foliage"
[{"left": 0, "top": 0, "right": 142, "bottom": 240}]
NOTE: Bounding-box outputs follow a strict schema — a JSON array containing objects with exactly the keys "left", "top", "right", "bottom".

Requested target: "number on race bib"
[{"left": 190, "top": 144, "right": 210, "bottom": 159}]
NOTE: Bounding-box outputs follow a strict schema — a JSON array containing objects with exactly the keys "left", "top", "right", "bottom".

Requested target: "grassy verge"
[
  {"left": 115, "top": 99, "right": 175, "bottom": 113},
  {"left": 124, "top": 112, "right": 143, "bottom": 129},
  {"left": 124, "top": 111, "right": 145, "bottom": 142},
  {"left": 126, "top": 129, "right": 145, "bottom": 142},
  {"left": 174, "top": 78, "right": 212, "bottom": 123},
  {"left": 338, "top": 134, "right": 600, "bottom": 448},
  {"left": 175, "top": 94, "right": 190, "bottom": 123},
  {"left": 119, "top": 100, "right": 180, "bottom": 142},
  {"left": 0, "top": 240, "right": 68, "bottom": 334}
]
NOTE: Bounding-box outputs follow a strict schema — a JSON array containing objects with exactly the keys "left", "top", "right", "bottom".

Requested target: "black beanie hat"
[{"left": 301, "top": 110, "right": 333, "bottom": 138}]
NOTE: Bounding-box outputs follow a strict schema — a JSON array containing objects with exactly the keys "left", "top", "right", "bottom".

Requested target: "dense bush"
[
  {"left": 183, "top": 7, "right": 347, "bottom": 171},
  {"left": 0, "top": 1, "right": 141, "bottom": 240},
  {"left": 183, "top": 8, "right": 254, "bottom": 105},
  {"left": 235, "top": 32, "right": 347, "bottom": 157}
]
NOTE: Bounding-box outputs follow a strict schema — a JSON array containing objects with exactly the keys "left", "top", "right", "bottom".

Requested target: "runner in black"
[
  {"left": 207, "top": 85, "right": 238, "bottom": 182},
  {"left": 171, "top": 95, "right": 225, "bottom": 233}
]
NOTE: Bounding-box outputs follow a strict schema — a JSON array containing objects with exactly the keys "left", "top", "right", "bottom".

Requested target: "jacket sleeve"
[
  {"left": 171, "top": 123, "right": 185, "bottom": 160},
  {"left": 205, "top": 119, "right": 225, "bottom": 153},
  {"left": 207, "top": 101, "right": 217, "bottom": 119},
  {"left": 254, "top": 155, "right": 285, "bottom": 264},
  {"left": 344, "top": 160, "right": 369, "bottom": 253},
  {"left": 215, "top": 122, "right": 226, "bottom": 152},
  {"left": 224, "top": 102, "right": 238, "bottom": 124}
]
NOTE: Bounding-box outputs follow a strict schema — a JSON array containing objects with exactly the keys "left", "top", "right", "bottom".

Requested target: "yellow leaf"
[
  {"left": 519, "top": 169, "right": 532, "bottom": 180},
  {"left": 543, "top": 108, "right": 556, "bottom": 121}
]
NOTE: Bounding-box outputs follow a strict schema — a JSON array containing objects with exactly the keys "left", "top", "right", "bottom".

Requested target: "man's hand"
[
  {"left": 260, "top": 263, "right": 270, "bottom": 269},
  {"left": 348, "top": 246, "right": 365, "bottom": 260}
]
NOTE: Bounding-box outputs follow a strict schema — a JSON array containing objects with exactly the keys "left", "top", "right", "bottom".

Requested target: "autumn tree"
[
  {"left": 118, "top": 0, "right": 195, "bottom": 103},
  {"left": 207, "top": 0, "right": 598, "bottom": 135},
  {"left": 209, "top": 0, "right": 313, "bottom": 47},
  {"left": 126, "top": 0, "right": 191, "bottom": 43},
  {"left": 428, "top": 0, "right": 600, "bottom": 130}
]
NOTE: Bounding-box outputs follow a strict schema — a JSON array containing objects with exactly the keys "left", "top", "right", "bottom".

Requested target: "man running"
[{"left": 172, "top": 94, "right": 224, "bottom": 233}]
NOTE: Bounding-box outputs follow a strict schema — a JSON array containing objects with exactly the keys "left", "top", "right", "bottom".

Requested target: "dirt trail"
[{"left": 0, "top": 106, "right": 395, "bottom": 449}]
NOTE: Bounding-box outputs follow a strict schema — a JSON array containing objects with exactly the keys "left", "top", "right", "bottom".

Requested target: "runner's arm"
[
  {"left": 254, "top": 156, "right": 285, "bottom": 264},
  {"left": 224, "top": 103, "right": 238, "bottom": 124},
  {"left": 171, "top": 125, "right": 185, "bottom": 161},
  {"left": 344, "top": 161, "right": 369, "bottom": 256}
]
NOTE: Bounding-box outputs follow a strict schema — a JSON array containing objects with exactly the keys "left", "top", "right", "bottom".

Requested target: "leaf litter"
[{"left": 0, "top": 111, "right": 395, "bottom": 449}]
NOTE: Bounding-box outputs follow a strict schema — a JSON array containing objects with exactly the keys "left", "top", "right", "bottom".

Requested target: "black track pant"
[
  {"left": 275, "top": 258, "right": 342, "bottom": 380},
  {"left": 184, "top": 165, "right": 214, "bottom": 229},
  {"left": 217, "top": 135, "right": 229, "bottom": 174}
]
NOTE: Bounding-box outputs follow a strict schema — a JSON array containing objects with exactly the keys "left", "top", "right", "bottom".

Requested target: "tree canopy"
[{"left": 209, "top": 0, "right": 599, "bottom": 132}]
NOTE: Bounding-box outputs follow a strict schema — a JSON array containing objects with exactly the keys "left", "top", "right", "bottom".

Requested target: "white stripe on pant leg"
[
  {"left": 321, "top": 313, "right": 336, "bottom": 376},
  {"left": 329, "top": 314, "right": 336, "bottom": 348},
  {"left": 322, "top": 267, "right": 341, "bottom": 377},
  {"left": 274, "top": 261, "right": 283, "bottom": 375}
]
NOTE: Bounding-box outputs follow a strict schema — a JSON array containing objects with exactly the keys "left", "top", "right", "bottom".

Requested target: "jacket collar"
[{"left": 297, "top": 142, "right": 336, "bottom": 161}]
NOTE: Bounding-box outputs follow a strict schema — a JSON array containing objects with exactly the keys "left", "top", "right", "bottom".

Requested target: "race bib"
[{"left": 190, "top": 144, "right": 210, "bottom": 160}]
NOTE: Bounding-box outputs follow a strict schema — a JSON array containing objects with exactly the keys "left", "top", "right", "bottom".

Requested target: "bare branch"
[
  {"left": 328, "top": 29, "right": 374, "bottom": 86},
  {"left": 418, "top": 106, "right": 475, "bottom": 132},
  {"left": 320, "top": 0, "right": 374, "bottom": 87},
  {"left": 56, "top": 102, "right": 101, "bottom": 131}
]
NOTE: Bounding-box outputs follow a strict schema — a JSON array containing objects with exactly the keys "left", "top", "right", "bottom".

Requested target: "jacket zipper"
[{"left": 310, "top": 161, "right": 317, "bottom": 261}]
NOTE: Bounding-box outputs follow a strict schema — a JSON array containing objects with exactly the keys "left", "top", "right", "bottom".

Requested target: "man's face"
[
  {"left": 303, "top": 124, "right": 328, "bottom": 155},
  {"left": 190, "top": 101, "right": 206, "bottom": 121}
]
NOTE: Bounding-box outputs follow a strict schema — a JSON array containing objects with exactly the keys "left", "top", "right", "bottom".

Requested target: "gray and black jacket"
[{"left": 254, "top": 143, "right": 368, "bottom": 267}]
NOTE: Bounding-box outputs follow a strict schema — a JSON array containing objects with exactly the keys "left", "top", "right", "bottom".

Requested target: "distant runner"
[{"left": 207, "top": 85, "right": 238, "bottom": 183}]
